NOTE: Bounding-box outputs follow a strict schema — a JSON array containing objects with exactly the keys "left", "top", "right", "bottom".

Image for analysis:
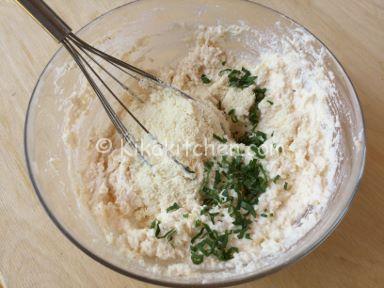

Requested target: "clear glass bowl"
[{"left": 25, "top": 0, "right": 366, "bottom": 286}]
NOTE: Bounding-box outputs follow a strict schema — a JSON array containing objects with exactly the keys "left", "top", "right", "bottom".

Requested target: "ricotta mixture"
[{"left": 63, "top": 25, "right": 339, "bottom": 278}]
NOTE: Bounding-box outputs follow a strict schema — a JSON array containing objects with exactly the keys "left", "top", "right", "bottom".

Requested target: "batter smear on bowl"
[{"left": 64, "top": 25, "right": 339, "bottom": 277}]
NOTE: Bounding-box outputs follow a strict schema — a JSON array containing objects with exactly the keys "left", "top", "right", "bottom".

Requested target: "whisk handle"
[{"left": 15, "top": 0, "right": 72, "bottom": 42}]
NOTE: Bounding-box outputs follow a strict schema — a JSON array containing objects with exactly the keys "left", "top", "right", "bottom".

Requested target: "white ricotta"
[{"left": 63, "top": 24, "right": 339, "bottom": 279}]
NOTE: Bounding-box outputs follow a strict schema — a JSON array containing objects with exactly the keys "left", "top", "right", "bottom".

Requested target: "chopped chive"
[
  {"left": 241, "top": 131, "right": 267, "bottom": 147},
  {"left": 228, "top": 108, "right": 239, "bottom": 123},
  {"left": 193, "top": 151, "right": 270, "bottom": 264},
  {"left": 226, "top": 67, "right": 257, "bottom": 89},
  {"left": 191, "top": 252, "right": 204, "bottom": 264},
  {"left": 166, "top": 202, "right": 180, "bottom": 213},
  {"left": 159, "top": 228, "right": 176, "bottom": 241},
  {"left": 248, "top": 87, "right": 266, "bottom": 126},
  {"left": 267, "top": 100, "right": 274, "bottom": 105},
  {"left": 195, "top": 219, "right": 202, "bottom": 227},
  {"left": 213, "top": 133, "right": 227, "bottom": 143},
  {"left": 190, "top": 222, "right": 239, "bottom": 264},
  {"left": 150, "top": 219, "right": 176, "bottom": 242},
  {"left": 200, "top": 206, "right": 209, "bottom": 215},
  {"left": 191, "top": 76, "right": 271, "bottom": 264},
  {"left": 273, "top": 175, "right": 281, "bottom": 183},
  {"left": 284, "top": 182, "right": 289, "bottom": 190},
  {"left": 251, "top": 145, "right": 266, "bottom": 159},
  {"left": 201, "top": 74, "right": 211, "bottom": 84},
  {"left": 150, "top": 219, "right": 161, "bottom": 238},
  {"left": 208, "top": 212, "right": 219, "bottom": 224}
]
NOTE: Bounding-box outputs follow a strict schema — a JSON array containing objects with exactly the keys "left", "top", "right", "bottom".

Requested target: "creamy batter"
[{"left": 63, "top": 25, "right": 339, "bottom": 277}]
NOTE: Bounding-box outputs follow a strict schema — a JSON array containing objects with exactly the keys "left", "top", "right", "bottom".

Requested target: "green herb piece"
[
  {"left": 248, "top": 87, "right": 267, "bottom": 127},
  {"left": 269, "top": 212, "right": 274, "bottom": 217},
  {"left": 214, "top": 170, "right": 222, "bottom": 186},
  {"left": 193, "top": 83, "right": 273, "bottom": 264},
  {"left": 150, "top": 219, "right": 161, "bottom": 238},
  {"left": 228, "top": 108, "right": 239, "bottom": 123},
  {"left": 191, "top": 226, "right": 205, "bottom": 244},
  {"left": 200, "top": 206, "right": 220, "bottom": 224},
  {"left": 199, "top": 155, "right": 269, "bottom": 242},
  {"left": 221, "top": 61, "right": 226, "bottom": 66},
  {"left": 201, "top": 74, "right": 211, "bottom": 84},
  {"left": 260, "top": 213, "right": 268, "bottom": 218},
  {"left": 273, "top": 175, "right": 281, "bottom": 183},
  {"left": 284, "top": 182, "right": 289, "bottom": 190},
  {"left": 267, "top": 100, "right": 274, "bottom": 105},
  {"left": 249, "top": 106, "right": 260, "bottom": 127},
  {"left": 227, "top": 67, "right": 257, "bottom": 89},
  {"left": 195, "top": 219, "right": 202, "bottom": 227},
  {"left": 278, "top": 147, "right": 283, "bottom": 154},
  {"left": 204, "top": 160, "right": 214, "bottom": 169},
  {"left": 190, "top": 223, "right": 239, "bottom": 265},
  {"left": 213, "top": 133, "right": 227, "bottom": 143},
  {"left": 241, "top": 131, "right": 267, "bottom": 147},
  {"left": 166, "top": 202, "right": 180, "bottom": 213},
  {"left": 150, "top": 219, "right": 176, "bottom": 241},
  {"left": 209, "top": 212, "right": 219, "bottom": 224},
  {"left": 251, "top": 146, "right": 266, "bottom": 159},
  {"left": 191, "top": 252, "right": 204, "bottom": 264},
  {"left": 232, "top": 211, "right": 253, "bottom": 239},
  {"left": 200, "top": 206, "right": 209, "bottom": 215},
  {"left": 254, "top": 87, "right": 267, "bottom": 101},
  {"left": 162, "top": 228, "right": 176, "bottom": 241},
  {"left": 240, "top": 201, "right": 256, "bottom": 217},
  {"left": 183, "top": 213, "right": 189, "bottom": 218},
  {"left": 271, "top": 131, "right": 274, "bottom": 137}
]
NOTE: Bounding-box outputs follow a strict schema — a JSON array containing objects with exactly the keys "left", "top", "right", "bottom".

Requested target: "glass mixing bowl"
[{"left": 24, "top": 0, "right": 366, "bottom": 286}]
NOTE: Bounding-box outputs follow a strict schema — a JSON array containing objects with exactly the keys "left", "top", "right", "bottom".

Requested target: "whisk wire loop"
[
  {"left": 15, "top": 0, "right": 195, "bottom": 173},
  {"left": 63, "top": 34, "right": 194, "bottom": 174}
]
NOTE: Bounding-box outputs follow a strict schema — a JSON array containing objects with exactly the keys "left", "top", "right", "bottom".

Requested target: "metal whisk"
[{"left": 17, "top": 0, "right": 195, "bottom": 174}]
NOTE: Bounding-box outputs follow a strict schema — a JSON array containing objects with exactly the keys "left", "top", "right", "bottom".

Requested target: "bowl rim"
[{"left": 24, "top": 0, "right": 367, "bottom": 287}]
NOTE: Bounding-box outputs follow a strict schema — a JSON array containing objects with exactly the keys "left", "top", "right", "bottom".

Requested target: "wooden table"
[{"left": 0, "top": 1, "right": 383, "bottom": 287}]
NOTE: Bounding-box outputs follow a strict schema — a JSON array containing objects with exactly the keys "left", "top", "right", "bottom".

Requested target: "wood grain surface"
[{"left": 0, "top": 0, "right": 383, "bottom": 287}]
